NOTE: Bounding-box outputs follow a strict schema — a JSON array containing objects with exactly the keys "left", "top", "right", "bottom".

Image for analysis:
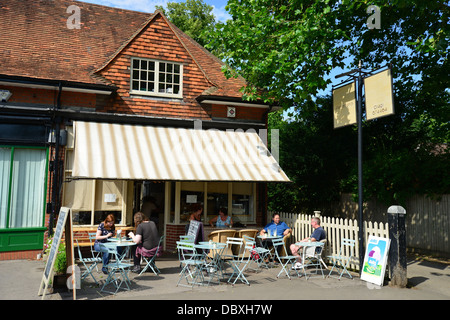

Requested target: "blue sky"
[{"left": 79, "top": 0, "right": 231, "bottom": 21}]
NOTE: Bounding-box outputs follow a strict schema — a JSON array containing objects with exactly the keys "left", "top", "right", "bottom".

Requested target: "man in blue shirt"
[
  {"left": 260, "top": 213, "right": 291, "bottom": 237},
  {"left": 259, "top": 213, "right": 291, "bottom": 255}
]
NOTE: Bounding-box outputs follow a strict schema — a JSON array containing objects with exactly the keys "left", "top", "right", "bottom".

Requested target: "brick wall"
[
  {"left": 165, "top": 224, "right": 186, "bottom": 253},
  {"left": 97, "top": 14, "right": 212, "bottom": 120}
]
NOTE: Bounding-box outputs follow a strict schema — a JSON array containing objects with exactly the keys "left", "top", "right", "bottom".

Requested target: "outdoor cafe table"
[
  {"left": 294, "top": 241, "right": 325, "bottom": 279},
  {"left": 104, "top": 238, "right": 136, "bottom": 262},
  {"left": 100, "top": 240, "right": 136, "bottom": 294},
  {"left": 194, "top": 242, "right": 227, "bottom": 285}
]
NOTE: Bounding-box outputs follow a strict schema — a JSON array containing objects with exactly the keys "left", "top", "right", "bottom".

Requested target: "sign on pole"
[
  {"left": 333, "top": 82, "right": 357, "bottom": 128},
  {"left": 364, "top": 68, "right": 394, "bottom": 120},
  {"left": 361, "top": 235, "right": 391, "bottom": 286}
]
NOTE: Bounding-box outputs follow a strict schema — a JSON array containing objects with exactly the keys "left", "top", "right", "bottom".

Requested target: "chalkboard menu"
[
  {"left": 44, "top": 208, "right": 68, "bottom": 278},
  {"left": 187, "top": 220, "right": 204, "bottom": 244},
  {"left": 38, "top": 207, "right": 72, "bottom": 300}
]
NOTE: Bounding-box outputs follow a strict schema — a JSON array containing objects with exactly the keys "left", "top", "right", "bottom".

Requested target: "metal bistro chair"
[
  {"left": 138, "top": 235, "right": 165, "bottom": 276},
  {"left": 225, "top": 237, "right": 251, "bottom": 286},
  {"left": 99, "top": 243, "right": 133, "bottom": 294},
  {"left": 75, "top": 239, "right": 99, "bottom": 285},
  {"left": 327, "top": 238, "right": 356, "bottom": 280},
  {"left": 300, "top": 241, "right": 326, "bottom": 280},
  {"left": 88, "top": 232, "right": 102, "bottom": 271},
  {"left": 272, "top": 237, "right": 301, "bottom": 280},
  {"left": 176, "top": 241, "right": 206, "bottom": 288},
  {"left": 242, "top": 235, "right": 271, "bottom": 270}
]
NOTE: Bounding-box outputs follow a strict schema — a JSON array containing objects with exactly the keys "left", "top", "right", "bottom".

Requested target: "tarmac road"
[{"left": 0, "top": 253, "right": 448, "bottom": 301}]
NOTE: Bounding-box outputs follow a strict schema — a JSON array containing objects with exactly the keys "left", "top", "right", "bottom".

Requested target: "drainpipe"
[{"left": 49, "top": 82, "right": 62, "bottom": 235}]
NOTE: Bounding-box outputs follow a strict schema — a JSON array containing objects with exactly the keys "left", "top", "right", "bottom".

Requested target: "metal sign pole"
[{"left": 356, "top": 62, "right": 364, "bottom": 272}]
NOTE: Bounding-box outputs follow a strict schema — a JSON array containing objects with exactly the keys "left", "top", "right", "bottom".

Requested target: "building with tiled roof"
[{"left": 0, "top": 0, "right": 288, "bottom": 261}]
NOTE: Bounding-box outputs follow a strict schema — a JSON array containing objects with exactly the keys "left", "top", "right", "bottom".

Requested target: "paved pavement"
[{"left": 0, "top": 253, "right": 449, "bottom": 301}]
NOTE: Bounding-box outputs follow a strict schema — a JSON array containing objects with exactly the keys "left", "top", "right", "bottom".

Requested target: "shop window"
[
  {"left": 0, "top": 147, "right": 47, "bottom": 229},
  {"left": 206, "top": 182, "right": 228, "bottom": 221},
  {"left": 63, "top": 142, "right": 127, "bottom": 226},
  {"left": 179, "top": 181, "right": 204, "bottom": 223},
  {"left": 232, "top": 182, "right": 254, "bottom": 222}
]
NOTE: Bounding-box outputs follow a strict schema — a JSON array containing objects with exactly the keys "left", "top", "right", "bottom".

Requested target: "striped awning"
[{"left": 72, "top": 121, "right": 290, "bottom": 182}]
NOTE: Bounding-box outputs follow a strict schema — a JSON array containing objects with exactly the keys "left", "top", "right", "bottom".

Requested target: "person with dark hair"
[
  {"left": 259, "top": 213, "right": 291, "bottom": 237},
  {"left": 209, "top": 207, "right": 233, "bottom": 228},
  {"left": 128, "top": 212, "right": 160, "bottom": 273}
]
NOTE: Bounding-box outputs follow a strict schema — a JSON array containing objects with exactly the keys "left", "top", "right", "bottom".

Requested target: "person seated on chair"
[
  {"left": 259, "top": 213, "right": 291, "bottom": 255},
  {"left": 128, "top": 212, "right": 160, "bottom": 273},
  {"left": 94, "top": 214, "right": 117, "bottom": 274},
  {"left": 209, "top": 207, "right": 233, "bottom": 228},
  {"left": 290, "top": 217, "right": 326, "bottom": 269}
]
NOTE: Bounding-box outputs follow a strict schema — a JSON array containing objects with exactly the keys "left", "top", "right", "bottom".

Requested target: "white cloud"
[{"left": 211, "top": 4, "right": 231, "bottom": 22}]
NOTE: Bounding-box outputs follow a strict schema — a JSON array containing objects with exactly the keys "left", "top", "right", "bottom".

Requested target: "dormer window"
[{"left": 130, "top": 57, "right": 183, "bottom": 98}]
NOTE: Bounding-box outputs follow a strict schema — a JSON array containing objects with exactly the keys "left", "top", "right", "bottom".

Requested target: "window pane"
[
  {"left": 174, "top": 64, "right": 180, "bottom": 73},
  {"left": 167, "top": 74, "right": 172, "bottom": 83},
  {"left": 0, "top": 148, "right": 11, "bottom": 228},
  {"left": 132, "top": 59, "right": 139, "bottom": 69},
  {"left": 167, "top": 63, "right": 173, "bottom": 73},
  {"left": 159, "top": 83, "right": 165, "bottom": 93},
  {"left": 140, "top": 71, "right": 147, "bottom": 81},
  {"left": 9, "top": 148, "right": 46, "bottom": 228},
  {"left": 140, "top": 81, "right": 147, "bottom": 91},
  {"left": 132, "top": 70, "right": 139, "bottom": 80},
  {"left": 174, "top": 75, "right": 180, "bottom": 84},
  {"left": 160, "top": 62, "right": 166, "bottom": 72},
  {"left": 159, "top": 73, "right": 165, "bottom": 83},
  {"left": 140, "top": 60, "right": 147, "bottom": 70},
  {"left": 132, "top": 81, "right": 139, "bottom": 90},
  {"left": 149, "top": 71, "right": 155, "bottom": 81},
  {"left": 148, "top": 61, "right": 155, "bottom": 70},
  {"left": 174, "top": 85, "right": 180, "bottom": 94},
  {"left": 148, "top": 82, "right": 155, "bottom": 92}
]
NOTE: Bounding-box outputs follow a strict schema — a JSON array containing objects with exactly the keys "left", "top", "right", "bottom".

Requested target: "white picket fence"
[{"left": 269, "top": 211, "right": 389, "bottom": 271}]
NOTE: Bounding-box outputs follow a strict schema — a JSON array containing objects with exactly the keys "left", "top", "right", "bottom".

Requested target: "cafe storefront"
[{"left": 64, "top": 120, "right": 290, "bottom": 251}]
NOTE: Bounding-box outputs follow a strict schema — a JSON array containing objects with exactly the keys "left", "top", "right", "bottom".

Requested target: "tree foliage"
[
  {"left": 207, "top": 0, "right": 449, "bottom": 115},
  {"left": 157, "top": 0, "right": 216, "bottom": 48},
  {"left": 205, "top": 0, "right": 450, "bottom": 210}
]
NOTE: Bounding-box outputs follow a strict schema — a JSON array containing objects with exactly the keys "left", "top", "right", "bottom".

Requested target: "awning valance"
[{"left": 72, "top": 121, "right": 290, "bottom": 182}]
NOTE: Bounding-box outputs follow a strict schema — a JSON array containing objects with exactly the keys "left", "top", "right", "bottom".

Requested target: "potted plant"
[{"left": 43, "top": 234, "right": 67, "bottom": 288}]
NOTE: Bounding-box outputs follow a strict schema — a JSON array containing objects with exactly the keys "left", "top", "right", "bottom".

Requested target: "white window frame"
[{"left": 130, "top": 57, "right": 183, "bottom": 99}]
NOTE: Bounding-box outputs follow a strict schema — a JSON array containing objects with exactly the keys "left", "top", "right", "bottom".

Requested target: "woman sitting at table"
[
  {"left": 209, "top": 207, "right": 233, "bottom": 228},
  {"left": 94, "top": 214, "right": 117, "bottom": 274},
  {"left": 128, "top": 212, "right": 160, "bottom": 274}
]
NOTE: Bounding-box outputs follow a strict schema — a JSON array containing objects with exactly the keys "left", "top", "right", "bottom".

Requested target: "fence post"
[{"left": 387, "top": 205, "right": 407, "bottom": 287}]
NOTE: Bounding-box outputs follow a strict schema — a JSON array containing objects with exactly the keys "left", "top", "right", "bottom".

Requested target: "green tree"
[
  {"left": 209, "top": 0, "right": 449, "bottom": 208},
  {"left": 207, "top": 0, "right": 449, "bottom": 115},
  {"left": 156, "top": 0, "right": 216, "bottom": 48}
]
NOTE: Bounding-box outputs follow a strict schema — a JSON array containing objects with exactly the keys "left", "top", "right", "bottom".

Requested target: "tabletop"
[
  {"left": 294, "top": 241, "right": 324, "bottom": 247},
  {"left": 257, "top": 234, "right": 283, "bottom": 240},
  {"left": 109, "top": 237, "right": 132, "bottom": 242},
  {"left": 104, "top": 240, "right": 136, "bottom": 247},
  {"left": 195, "top": 242, "right": 226, "bottom": 250}
]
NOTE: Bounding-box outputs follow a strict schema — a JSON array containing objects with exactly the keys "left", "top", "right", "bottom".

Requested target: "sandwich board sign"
[
  {"left": 38, "top": 207, "right": 76, "bottom": 300},
  {"left": 361, "top": 235, "right": 390, "bottom": 286}
]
